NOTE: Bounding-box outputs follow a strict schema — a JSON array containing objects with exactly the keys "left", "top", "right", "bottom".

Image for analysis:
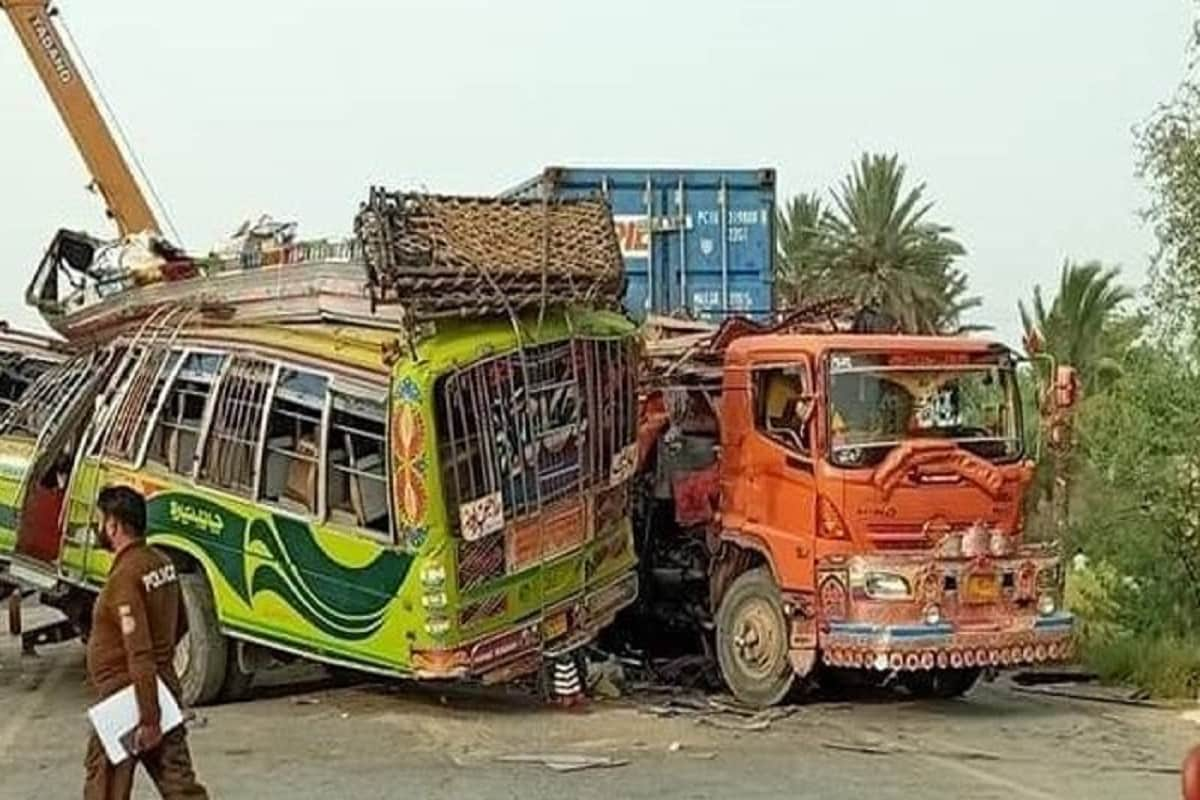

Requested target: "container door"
[{"left": 684, "top": 178, "right": 774, "bottom": 321}]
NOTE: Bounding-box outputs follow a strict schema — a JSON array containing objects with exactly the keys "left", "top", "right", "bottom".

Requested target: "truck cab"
[{"left": 641, "top": 329, "right": 1074, "bottom": 707}]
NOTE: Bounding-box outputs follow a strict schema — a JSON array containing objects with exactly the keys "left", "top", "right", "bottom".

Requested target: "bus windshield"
[{"left": 826, "top": 353, "right": 1021, "bottom": 468}]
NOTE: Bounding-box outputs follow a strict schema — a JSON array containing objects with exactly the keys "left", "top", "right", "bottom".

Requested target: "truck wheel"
[
  {"left": 175, "top": 573, "right": 228, "bottom": 707},
  {"left": 715, "top": 567, "right": 795, "bottom": 708},
  {"left": 903, "top": 668, "right": 982, "bottom": 699}
]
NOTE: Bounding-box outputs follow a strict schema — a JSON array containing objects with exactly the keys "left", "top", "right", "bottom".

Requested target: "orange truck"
[{"left": 637, "top": 307, "right": 1076, "bottom": 707}]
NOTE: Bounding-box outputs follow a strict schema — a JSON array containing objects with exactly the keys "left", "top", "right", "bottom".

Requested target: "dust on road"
[{"left": 0, "top": 616, "right": 1192, "bottom": 800}]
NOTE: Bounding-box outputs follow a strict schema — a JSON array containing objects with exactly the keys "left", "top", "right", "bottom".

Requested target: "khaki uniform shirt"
[{"left": 86, "top": 543, "right": 187, "bottom": 727}]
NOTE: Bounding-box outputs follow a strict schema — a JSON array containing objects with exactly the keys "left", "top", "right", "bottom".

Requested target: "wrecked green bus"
[{"left": 0, "top": 193, "right": 639, "bottom": 705}]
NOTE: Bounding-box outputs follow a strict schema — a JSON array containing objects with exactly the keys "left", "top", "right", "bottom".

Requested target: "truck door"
[
  {"left": 742, "top": 361, "right": 819, "bottom": 592},
  {"left": 5, "top": 347, "right": 121, "bottom": 587}
]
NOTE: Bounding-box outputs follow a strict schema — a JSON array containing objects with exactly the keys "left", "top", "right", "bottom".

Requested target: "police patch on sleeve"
[{"left": 118, "top": 604, "right": 136, "bottom": 636}]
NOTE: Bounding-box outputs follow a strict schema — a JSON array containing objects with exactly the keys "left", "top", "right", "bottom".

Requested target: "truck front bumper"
[{"left": 820, "top": 612, "right": 1075, "bottom": 671}]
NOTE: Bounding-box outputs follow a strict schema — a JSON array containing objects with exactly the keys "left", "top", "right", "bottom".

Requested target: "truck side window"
[
  {"left": 753, "top": 367, "right": 812, "bottom": 455},
  {"left": 147, "top": 352, "right": 225, "bottom": 477},
  {"left": 200, "top": 356, "right": 273, "bottom": 496},
  {"left": 260, "top": 368, "right": 327, "bottom": 515},
  {"left": 326, "top": 390, "right": 388, "bottom": 537}
]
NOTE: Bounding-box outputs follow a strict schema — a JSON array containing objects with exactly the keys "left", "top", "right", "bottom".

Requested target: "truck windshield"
[{"left": 826, "top": 353, "right": 1021, "bottom": 468}]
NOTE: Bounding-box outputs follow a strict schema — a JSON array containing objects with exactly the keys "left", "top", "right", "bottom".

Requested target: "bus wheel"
[
  {"left": 176, "top": 573, "right": 228, "bottom": 707},
  {"left": 219, "top": 643, "right": 255, "bottom": 703},
  {"left": 902, "top": 668, "right": 982, "bottom": 699},
  {"left": 715, "top": 567, "right": 795, "bottom": 709}
]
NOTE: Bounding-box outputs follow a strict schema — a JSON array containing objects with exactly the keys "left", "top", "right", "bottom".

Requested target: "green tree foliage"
[
  {"left": 775, "top": 192, "right": 826, "bottom": 306},
  {"left": 775, "top": 154, "right": 979, "bottom": 334},
  {"left": 1073, "top": 347, "right": 1200, "bottom": 637},
  {"left": 1017, "top": 261, "right": 1134, "bottom": 533},
  {"left": 1138, "top": 33, "right": 1200, "bottom": 340},
  {"left": 1018, "top": 260, "right": 1136, "bottom": 393}
]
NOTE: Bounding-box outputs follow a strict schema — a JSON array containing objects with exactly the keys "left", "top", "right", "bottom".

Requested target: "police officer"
[{"left": 83, "top": 485, "right": 208, "bottom": 800}]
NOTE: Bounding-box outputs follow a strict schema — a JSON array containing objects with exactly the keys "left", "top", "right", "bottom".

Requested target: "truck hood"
[{"left": 835, "top": 441, "right": 1031, "bottom": 551}]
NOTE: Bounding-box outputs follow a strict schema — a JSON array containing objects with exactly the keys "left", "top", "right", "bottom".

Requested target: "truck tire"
[
  {"left": 175, "top": 572, "right": 228, "bottom": 707},
  {"left": 715, "top": 567, "right": 795, "bottom": 708},
  {"left": 903, "top": 667, "right": 982, "bottom": 699}
]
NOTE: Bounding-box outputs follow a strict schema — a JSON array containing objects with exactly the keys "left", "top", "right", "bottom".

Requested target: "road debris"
[
  {"left": 1010, "top": 667, "right": 1099, "bottom": 686},
  {"left": 1012, "top": 683, "right": 1166, "bottom": 708},
  {"left": 495, "top": 753, "right": 630, "bottom": 773},
  {"left": 821, "top": 739, "right": 1178, "bottom": 775},
  {"left": 641, "top": 693, "right": 799, "bottom": 732},
  {"left": 585, "top": 652, "right": 627, "bottom": 700}
]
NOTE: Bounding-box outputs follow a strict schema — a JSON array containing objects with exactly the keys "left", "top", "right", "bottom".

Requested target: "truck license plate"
[{"left": 965, "top": 574, "right": 999, "bottom": 603}]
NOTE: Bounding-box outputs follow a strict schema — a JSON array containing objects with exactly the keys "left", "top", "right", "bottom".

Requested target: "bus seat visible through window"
[{"left": 19, "top": 462, "right": 68, "bottom": 563}]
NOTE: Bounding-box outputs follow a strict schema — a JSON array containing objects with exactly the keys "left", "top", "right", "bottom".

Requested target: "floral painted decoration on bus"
[{"left": 392, "top": 376, "right": 429, "bottom": 550}]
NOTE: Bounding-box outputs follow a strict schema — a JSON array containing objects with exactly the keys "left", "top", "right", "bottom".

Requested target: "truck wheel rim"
[{"left": 732, "top": 598, "right": 783, "bottom": 679}]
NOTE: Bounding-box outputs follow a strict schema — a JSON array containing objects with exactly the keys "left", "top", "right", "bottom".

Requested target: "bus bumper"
[{"left": 412, "top": 571, "right": 639, "bottom": 683}]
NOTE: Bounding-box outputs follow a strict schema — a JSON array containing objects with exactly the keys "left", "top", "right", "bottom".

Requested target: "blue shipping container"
[{"left": 504, "top": 167, "right": 775, "bottom": 320}]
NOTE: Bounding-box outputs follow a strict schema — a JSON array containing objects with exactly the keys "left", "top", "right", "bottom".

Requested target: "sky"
[{"left": 0, "top": 0, "right": 1191, "bottom": 345}]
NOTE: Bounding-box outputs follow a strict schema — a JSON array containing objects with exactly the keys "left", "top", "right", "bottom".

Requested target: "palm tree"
[
  {"left": 776, "top": 192, "right": 827, "bottom": 307},
  {"left": 1018, "top": 260, "right": 1134, "bottom": 534},
  {"left": 1019, "top": 260, "right": 1135, "bottom": 393},
  {"left": 819, "top": 154, "right": 976, "bottom": 333}
]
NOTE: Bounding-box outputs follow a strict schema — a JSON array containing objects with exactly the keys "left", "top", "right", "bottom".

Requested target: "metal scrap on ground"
[
  {"left": 495, "top": 753, "right": 630, "bottom": 773},
  {"left": 640, "top": 693, "right": 800, "bottom": 732}
]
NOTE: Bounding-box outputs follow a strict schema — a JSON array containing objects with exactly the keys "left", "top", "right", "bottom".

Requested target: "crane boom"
[{"left": 3, "top": 0, "right": 159, "bottom": 236}]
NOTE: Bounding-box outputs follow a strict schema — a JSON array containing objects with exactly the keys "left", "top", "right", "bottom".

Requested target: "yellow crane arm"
[{"left": 3, "top": 0, "right": 159, "bottom": 236}]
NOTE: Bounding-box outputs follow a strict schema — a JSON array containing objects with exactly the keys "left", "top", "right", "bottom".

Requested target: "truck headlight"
[
  {"left": 865, "top": 572, "right": 912, "bottom": 600},
  {"left": 1037, "top": 593, "right": 1057, "bottom": 616}
]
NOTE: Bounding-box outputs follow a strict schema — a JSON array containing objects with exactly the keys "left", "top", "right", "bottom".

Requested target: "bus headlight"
[{"left": 421, "top": 565, "right": 447, "bottom": 588}]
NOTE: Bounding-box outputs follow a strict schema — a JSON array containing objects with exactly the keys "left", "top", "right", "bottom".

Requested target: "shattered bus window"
[{"left": 146, "top": 352, "right": 225, "bottom": 476}]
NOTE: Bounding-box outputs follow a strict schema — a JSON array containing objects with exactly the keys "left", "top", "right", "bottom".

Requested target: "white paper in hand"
[{"left": 86, "top": 678, "right": 184, "bottom": 764}]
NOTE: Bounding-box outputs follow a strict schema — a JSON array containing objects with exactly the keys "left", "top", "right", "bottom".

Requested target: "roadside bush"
[{"left": 1081, "top": 634, "right": 1200, "bottom": 698}]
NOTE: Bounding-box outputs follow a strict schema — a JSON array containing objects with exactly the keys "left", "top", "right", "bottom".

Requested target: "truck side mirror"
[{"left": 1054, "top": 366, "right": 1079, "bottom": 410}]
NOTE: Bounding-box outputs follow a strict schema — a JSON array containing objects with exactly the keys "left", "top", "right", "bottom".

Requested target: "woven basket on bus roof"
[{"left": 354, "top": 188, "right": 625, "bottom": 320}]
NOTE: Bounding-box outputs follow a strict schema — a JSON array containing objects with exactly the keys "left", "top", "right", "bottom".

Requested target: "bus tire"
[
  {"left": 715, "top": 567, "right": 795, "bottom": 709},
  {"left": 219, "top": 643, "right": 255, "bottom": 703},
  {"left": 175, "top": 572, "right": 227, "bottom": 707}
]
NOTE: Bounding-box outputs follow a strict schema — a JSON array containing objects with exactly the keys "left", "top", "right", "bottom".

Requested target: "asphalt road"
[{"left": 0, "top": 604, "right": 1194, "bottom": 800}]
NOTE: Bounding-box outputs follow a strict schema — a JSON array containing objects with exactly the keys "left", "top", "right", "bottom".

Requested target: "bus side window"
[
  {"left": 200, "top": 356, "right": 273, "bottom": 496},
  {"left": 0, "top": 355, "right": 53, "bottom": 416},
  {"left": 260, "top": 369, "right": 327, "bottom": 515},
  {"left": 103, "top": 348, "right": 179, "bottom": 463},
  {"left": 147, "top": 352, "right": 225, "bottom": 477},
  {"left": 326, "top": 390, "right": 389, "bottom": 538},
  {"left": 1, "top": 350, "right": 109, "bottom": 442}
]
